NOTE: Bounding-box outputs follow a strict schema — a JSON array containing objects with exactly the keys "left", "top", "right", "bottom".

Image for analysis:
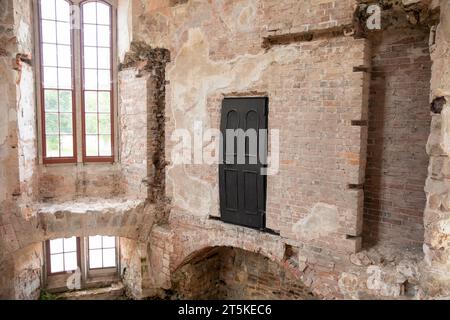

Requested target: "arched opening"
[{"left": 170, "top": 246, "right": 315, "bottom": 300}]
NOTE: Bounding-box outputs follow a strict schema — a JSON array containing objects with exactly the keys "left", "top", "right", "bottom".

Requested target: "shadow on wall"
[
  {"left": 169, "top": 246, "right": 315, "bottom": 300},
  {"left": 363, "top": 25, "right": 432, "bottom": 249}
]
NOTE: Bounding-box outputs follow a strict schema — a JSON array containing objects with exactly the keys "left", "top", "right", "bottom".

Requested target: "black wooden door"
[{"left": 219, "top": 98, "right": 268, "bottom": 230}]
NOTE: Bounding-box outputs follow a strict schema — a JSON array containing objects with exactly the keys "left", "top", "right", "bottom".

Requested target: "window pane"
[
  {"left": 103, "top": 248, "right": 116, "bottom": 268},
  {"left": 59, "top": 90, "right": 72, "bottom": 112},
  {"left": 85, "top": 92, "right": 97, "bottom": 112},
  {"left": 84, "top": 69, "right": 97, "bottom": 90},
  {"left": 99, "top": 135, "right": 112, "bottom": 157},
  {"left": 83, "top": 24, "right": 97, "bottom": 46},
  {"left": 44, "top": 90, "right": 58, "bottom": 112},
  {"left": 85, "top": 114, "right": 98, "bottom": 134},
  {"left": 98, "top": 92, "right": 110, "bottom": 113},
  {"left": 43, "top": 67, "right": 58, "bottom": 88},
  {"left": 63, "top": 237, "right": 77, "bottom": 252},
  {"left": 50, "top": 254, "right": 64, "bottom": 273},
  {"left": 98, "top": 70, "right": 110, "bottom": 90},
  {"left": 42, "top": 44, "right": 57, "bottom": 66},
  {"left": 102, "top": 236, "right": 115, "bottom": 248},
  {"left": 57, "top": 22, "right": 71, "bottom": 45},
  {"left": 97, "top": 3, "right": 111, "bottom": 25},
  {"left": 50, "top": 238, "right": 63, "bottom": 254},
  {"left": 97, "top": 25, "right": 110, "bottom": 47},
  {"left": 46, "top": 135, "right": 60, "bottom": 157},
  {"left": 84, "top": 47, "right": 97, "bottom": 69},
  {"left": 56, "top": 0, "right": 70, "bottom": 22},
  {"left": 89, "top": 235, "right": 102, "bottom": 249},
  {"left": 89, "top": 249, "right": 103, "bottom": 269},
  {"left": 60, "top": 113, "right": 73, "bottom": 134},
  {"left": 41, "top": 20, "right": 56, "bottom": 43},
  {"left": 98, "top": 48, "right": 110, "bottom": 69},
  {"left": 57, "top": 45, "right": 71, "bottom": 68},
  {"left": 45, "top": 113, "right": 59, "bottom": 134},
  {"left": 83, "top": 2, "right": 97, "bottom": 24},
  {"left": 64, "top": 252, "right": 77, "bottom": 271},
  {"left": 86, "top": 135, "right": 99, "bottom": 156},
  {"left": 58, "top": 68, "right": 72, "bottom": 89},
  {"left": 98, "top": 114, "right": 110, "bottom": 134},
  {"left": 60, "top": 135, "right": 73, "bottom": 157},
  {"left": 40, "top": 0, "right": 56, "bottom": 20}
]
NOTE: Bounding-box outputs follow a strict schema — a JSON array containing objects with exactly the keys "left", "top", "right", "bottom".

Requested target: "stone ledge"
[
  {"left": 35, "top": 198, "right": 145, "bottom": 215},
  {"left": 55, "top": 282, "right": 125, "bottom": 300}
]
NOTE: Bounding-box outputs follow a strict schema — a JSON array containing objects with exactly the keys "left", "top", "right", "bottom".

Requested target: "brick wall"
[{"left": 363, "top": 26, "right": 431, "bottom": 248}]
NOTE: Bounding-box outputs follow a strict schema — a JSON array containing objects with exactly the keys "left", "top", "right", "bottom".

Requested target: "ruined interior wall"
[
  {"left": 12, "top": 242, "right": 43, "bottom": 300},
  {"left": 15, "top": 0, "right": 38, "bottom": 203},
  {"left": 119, "top": 237, "right": 144, "bottom": 299},
  {"left": 364, "top": 26, "right": 432, "bottom": 248},
  {"left": 134, "top": 0, "right": 369, "bottom": 255},
  {"left": 422, "top": 0, "right": 450, "bottom": 297}
]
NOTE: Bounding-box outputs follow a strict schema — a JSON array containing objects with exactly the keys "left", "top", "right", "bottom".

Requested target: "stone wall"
[{"left": 364, "top": 25, "right": 432, "bottom": 248}]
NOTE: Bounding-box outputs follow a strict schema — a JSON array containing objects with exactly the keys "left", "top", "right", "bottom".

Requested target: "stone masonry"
[{"left": 1, "top": 0, "right": 450, "bottom": 300}]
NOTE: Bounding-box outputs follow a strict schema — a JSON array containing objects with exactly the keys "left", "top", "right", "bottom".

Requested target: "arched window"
[{"left": 37, "top": 0, "right": 116, "bottom": 164}]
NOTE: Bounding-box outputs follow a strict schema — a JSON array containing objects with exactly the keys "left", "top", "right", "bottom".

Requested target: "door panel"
[{"left": 219, "top": 98, "right": 268, "bottom": 229}]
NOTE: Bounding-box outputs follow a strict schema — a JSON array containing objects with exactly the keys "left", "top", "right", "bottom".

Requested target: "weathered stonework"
[{"left": 1, "top": 0, "right": 450, "bottom": 300}]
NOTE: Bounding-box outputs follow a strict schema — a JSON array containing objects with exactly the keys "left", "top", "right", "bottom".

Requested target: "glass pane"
[
  {"left": 89, "top": 236, "right": 102, "bottom": 249},
  {"left": 98, "top": 114, "right": 111, "bottom": 134},
  {"left": 99, "top": 135, "right": 112, "bottom": 157},
  {"left": 84, "top": 69, "right": 97, "bottom": 90},
  {"left": 60, "top": 113, "right": 72, "bottom": 134},
  {"left": 56, "top": 0, "right": 70, "bottom": 22},
  {"left": 57, "top": 22, "right": 71, "bottom": 45},
  {"left": 97, "top": 48, "right": 110, "bottom": 69},
  {"left": 50, "top": 254, "right": 64, "bottom": 273},
  {"left": 60, "top": 135, "right": 73, "bottom": 157},
  {"left": 44, "top": 90, "right": 58, "bottom": 112},
  {"left": 42, "top": 44, "right": 57, "bottom": 66},
  {"left": 59, "top": 90, "right": 72, "bottom": 112},
  {"left": 84, "top": 47, "right": 97, "bottom": 69},
  {"left": 57, "top": 45, "right": 71, "bottom": 68},
  {"left": 97, "top": 25, "right": 110, "bottom": 47},
  {"left": 103, "top": 248, "right": 116, "bottom": 268},
  {"left": 64, "top": 252, "right": 77, "bottom": 271},
  {"left": 98, "top": 92, "right": 110, "bottom": 112},
  {"left": 41, "top": 20, "right": 56, "bottom": 43},
  {"left": 102, "top": 236, "right": 115, "bottom": 248},
  {"left": 83, "top": 24, "right": 97, "bottom": 46},
  {"left": 46, "top": 135, "right": 59, "bottom": 157},
  {"left": 63, "top": 237, "right": 77, "bottom": 252},
  {"left": 45, "top": 113, "right": 59, "bottom": 134},
  {"left": 83, "top": 2, "right": 97, "bottom": 24},
  {"left": 97, "top": 3, "right": 111, "bottom": 25},
  {"left": 89, "top": 249, "right": 103, "bottom": 269},
  {"left": 49, "top": 238, "right": 63, "bottom": 254},
  {"left": 85, "top": 114, "right": 98, "bottom": 134},
  {"left": 40, "top": 0, "right": 56, "bottom": 20},
  {"left": 86, "top": 135, "right": 99, "bottom": 156},
  {"left": 43, "top": 67, "right": 58, "bottom": 88},
  {"left": 98, "top": 70, "right": 110, "bottom": 90},
  {"left": 58, "top": 68, "right": 72, "bottom": 89},
  {"left": 85, "top": 92, "right": 97, "bottom": 112}
]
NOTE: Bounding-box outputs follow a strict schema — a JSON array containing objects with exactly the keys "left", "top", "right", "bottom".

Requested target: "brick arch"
[
  {"left": 169, "top": 244, "right": 316, "bottom": 300},
  {"left": 169, "top": 224, "right": 286, "bottom": 273}
]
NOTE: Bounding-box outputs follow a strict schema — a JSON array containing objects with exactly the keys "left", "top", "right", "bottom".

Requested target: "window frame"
[
  {"left": 44, "top": 236, "right": 120, "bottom": 292},
  {"left": 34, "top": 0, "right": 118, "bottom": 165},
  {"left": 45, "top": 237, "right": 82, "bottom": 276}
]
